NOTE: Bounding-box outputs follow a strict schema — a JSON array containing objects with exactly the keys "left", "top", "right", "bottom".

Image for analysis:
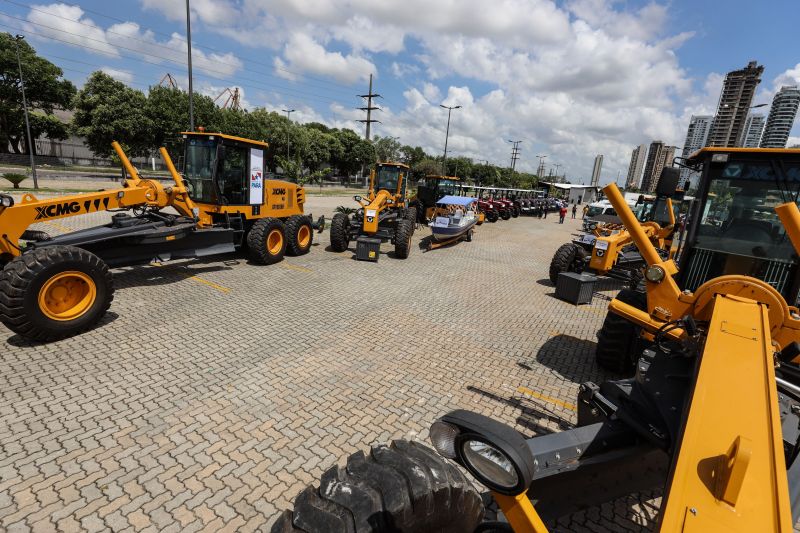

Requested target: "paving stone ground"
[{"left": 1, "top": 201, "right": 656, "bottom": 532}]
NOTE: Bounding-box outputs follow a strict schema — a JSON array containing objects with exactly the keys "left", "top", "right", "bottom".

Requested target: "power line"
[
  {"left": 5, "top": 0, "right": 363, "bottom": 93},
  {"left": 0, "top": 20, "right": 349, "bottom": 106},
  {"left": 1, "top": 9, "right": 358, "bottom": 102},
  {"left": 357, "top": 73, "right": 381, "bottom": 140}
]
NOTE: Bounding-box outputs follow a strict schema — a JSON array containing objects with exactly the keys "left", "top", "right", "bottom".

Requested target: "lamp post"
[
  {"left": 282, "top": 108, "right": 295, "bottom": 163},
  {"left": 185, "top": 0, "right": 194, "bottom": 131},
  {"left": 439, "top": 104, "right": 461, "bottom": 175},
  {"left": 14, "top": 35, "right": 37, "bottom": 189}
]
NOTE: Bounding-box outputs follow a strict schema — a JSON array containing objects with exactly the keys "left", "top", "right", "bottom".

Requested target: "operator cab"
[
  {"left": 181, "top": 132, "right": 269, "bottom": 206},
  {"left": 371, "top": 162, "right": 409, "bottom": 201},
  {"left": 679, "top": 148, "right": 800, "bottom": 302}
]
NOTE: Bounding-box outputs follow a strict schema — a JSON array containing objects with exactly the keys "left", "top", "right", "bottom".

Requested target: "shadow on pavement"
[
  {"left": 533, "top": 334, "right": 611, "bottom": 385},
  {"left": 4, "top": 311, "right": 120, "bottom": 348},
  {"left": 466, "top": 385, "right": 573, "bottom": 436}
]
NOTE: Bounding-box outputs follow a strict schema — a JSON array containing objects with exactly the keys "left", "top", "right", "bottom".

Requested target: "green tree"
[
  {"left": 411, "top": 158, "right": 441, "bottom": 181},
  {"left": 332, "top": 129, "right": 374, "bottom": 176},
  {"left": 399, "top": 145, "right": 427, "bottom": 167},
  {"left": 373, "top": 135, "right": 402, "bottom": 162},
  {"left": 0, "top": 33, "right": 75, "bottom": 154},
  {"left": 298, "top": 128, "right": 332, "bottom": 172},
  {"left": 72, "top": 71, "right": 153, "bottom": 158},
  {"left": 145, "top": 86, "right": 223, "bottom": 154}
]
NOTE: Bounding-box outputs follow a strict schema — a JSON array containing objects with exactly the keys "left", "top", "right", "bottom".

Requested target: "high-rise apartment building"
[
  {"left": 742, "top": 114, "right": 766, "bottom": 147},
  {"left": 761, "top": 85, "right": 800, "bottom": 148},
  {"left": 590, "top": 155, "right": 603, "bottom": 187},
  {"left": 679, "top": 115, "right": 712, "bottom": 189},
  {"left": 641, "top": 141, "right": 664, "bottom": 193},
  {"left": 625, "top": 144, "right": 647, "bottom": 189},
  {"left": 640, "top": 142, "right": 676, "bottom": 193},
  {"left": 707, "top": 61, "right": 764, "bottom": 147}
]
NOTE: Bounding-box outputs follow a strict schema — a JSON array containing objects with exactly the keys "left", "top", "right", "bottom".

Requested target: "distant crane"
[
  {"left": 158, "top": 73, "right": 180, "bottom": 89},
  {"left": 214, "top": 88, "right": 241, "bottom": 111}
]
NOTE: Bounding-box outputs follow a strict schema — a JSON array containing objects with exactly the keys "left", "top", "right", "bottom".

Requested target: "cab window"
[{"left": 218, "top": 145, "right": 249, "bottom": 205}]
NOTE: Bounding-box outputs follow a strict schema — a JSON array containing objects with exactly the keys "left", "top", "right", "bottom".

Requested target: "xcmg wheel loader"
[
  {"left": 271, "top": 171, "right": 800, "bottom": 533},
  {"left": 0, "top": 132, "right": 323, "bottom": 341},
  {"left": 329, "top": 162, "right": 416, "bottom": 261}
]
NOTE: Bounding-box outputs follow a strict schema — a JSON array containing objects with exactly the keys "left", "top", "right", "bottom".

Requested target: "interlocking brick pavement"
[{"left": 1, "top": 204, "right": 657, "bottom": 531}]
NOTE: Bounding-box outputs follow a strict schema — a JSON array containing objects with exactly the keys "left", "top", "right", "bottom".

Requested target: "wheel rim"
[
  {"left": 297, "top": 225, "right": 311, "bottom": 248},
  {"left": 267, "top": 229, "right": 283, "bottom": 255},
  {"left": 38, "top": 271, "right": 97, "bottom": 321}
]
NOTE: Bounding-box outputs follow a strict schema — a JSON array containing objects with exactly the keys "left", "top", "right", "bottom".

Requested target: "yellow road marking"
[
  {"left": 517, "top": 386, "right": 577, "bottom": 412},
  {"left": 281, "top": 263, "right": 313, "bottom": 273},
  {"left": 43, "top": 220, "right": 73, "bottom": 233},
  {"left": 152, "top": 263, "right": 231, "bottom": 294}
]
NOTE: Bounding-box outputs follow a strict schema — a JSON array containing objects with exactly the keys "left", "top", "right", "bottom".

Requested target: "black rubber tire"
[
  {"left": 330, "top": 213, "right": 351, "bottom": 253},
  {"left": 247, "top": 218, "right": 286, "bottom": 265},
  {"left": 405, "top": 207, "right": 417, "bottom": 235},
  {"left": 548, "top": 243, "right": 588, "bottom": 284},
  {"left": 511, "top": 206, "right": 520, "bottom": 218},
  {"left": 499, "top": 209, "right": 511, "bottom": 221},
  {"left": 270, "top": 440, "right": 484, "bottom": 533},
  {"left": 487, "top": 210, "right": 498, "bottom": 223},
  {"left": 20, "top": 230, "right": 52, "bottom": 242},
  {"left": 466, "top": 229, "right": 473, "bottom": 242},
  {"left": 596, "top": 288, "right": 649, "bottom": 375},
  {"left": 394, "top": 218, "right": 413, "bottom": 259},
  {"left": 0, "top": 245, "right": 114, "bottom": 342},
  {"left": 285, "top": 215, "right": 314, "bottom": 256}
]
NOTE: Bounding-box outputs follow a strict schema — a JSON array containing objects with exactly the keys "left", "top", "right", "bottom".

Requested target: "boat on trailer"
[{"left": 426, "top": 195, "right": 481, "bottom": 250}]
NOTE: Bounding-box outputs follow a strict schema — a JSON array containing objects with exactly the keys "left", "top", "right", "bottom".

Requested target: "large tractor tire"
[
  {"left": 499, "top": 209, "right": 511, "bottom": 221},
  {"left": 271, "top": 440, "right": 484, "bottom": 533},
  {"left": 330, "top": 213, "right": 351, "bottom": 252},
  {"left": 247, "top": 218, "right": 286, "bottom": 265},
  {"left": 596, "top": 288, "right": 649, "bottom": 375},
  {"left": 548, "top": 243, "right": 589, "bottom": 284},
  {"left": 405, "top": 207, "right": 417, "bottom": 235},
  {"left": 486, "top": 210, "right": 499, "bottom": 223},
  {"left": 0, "top": 245, "right": 114, "bottom": 342},
  {"left": 285, "top": 215, "right": 314, "bottom": 256},
  {"left": 394, "top": 218, "right": 413, "bottom": 259}
]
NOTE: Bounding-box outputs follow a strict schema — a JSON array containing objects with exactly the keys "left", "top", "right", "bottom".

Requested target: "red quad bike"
[{"left": 476, "top": 197, "right": 500, "bottom": 223}]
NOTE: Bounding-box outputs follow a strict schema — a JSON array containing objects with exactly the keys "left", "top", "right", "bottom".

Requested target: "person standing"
[
  {"left": 559, "top": 205, "right": 567, "bottom": 223},
  {"left": 582, "top": 205, "right": 589, "bottom": 219},
  {"left": 571, "top": 204, "right": 577, "bottom": 219},
  {"left": 543, "top": 201, "right": 548, "bottom": 219}
]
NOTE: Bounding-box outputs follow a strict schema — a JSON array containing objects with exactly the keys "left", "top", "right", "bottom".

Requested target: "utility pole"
[
  {"left": 553, "top": 163, "right": 562, "bottom": 180},
  {"left": 440, "top": 104, "right": 461, "bottom": 174},
  {"left": 357, "top": 74, "right": 381, "bottom": 141},
  {"left": 536, "top": 154, "right": 548, "bottom": 178},
  {"left": 282, "top": 109, "right": 295, "bottom": 163},
  {"left": 507, "top": 140, "right": 522, "bottom": 171},
  {"left": 14, "top": 35, "right": 37, "bottom": 189},
  {"left": 185, "top": 0, "right": 195, "bottom": 131}
]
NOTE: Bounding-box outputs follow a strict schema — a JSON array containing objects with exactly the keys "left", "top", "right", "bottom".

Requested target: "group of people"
[{"left": 530, "top": 199, "right": 587, "bottom": 224}]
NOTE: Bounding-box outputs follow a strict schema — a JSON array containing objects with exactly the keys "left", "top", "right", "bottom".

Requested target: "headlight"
[
  {"left": 429, "top": 410, "right": 535, "bottom": 496},
  {"left": 0, "top": 194, "right": 13, "bottom": 208},
  {"left": 645, "top": 265, "right": 665, "bottom": 283},
  {"left": 430, "top": 420, "right": 459, "bottom": 459},
  {"left": 461, "top": 439, "right": 519, "bottom": 490}
]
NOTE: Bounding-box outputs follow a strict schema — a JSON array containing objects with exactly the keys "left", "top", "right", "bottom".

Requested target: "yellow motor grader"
[
  {"left": 271, "top": 151, "right": 800, "bottom": 532},
  {"left": 0, "top": 132, "right": 322, "bottom": 341},
  {"left": 329, "top": 162, "right": 416, "bottom": 261},
  {"left": 548, "top": 167, "right": 688, "bottom": 286},
  {"left": 596, "top": 147, "right": 800, "bottom": 373}
]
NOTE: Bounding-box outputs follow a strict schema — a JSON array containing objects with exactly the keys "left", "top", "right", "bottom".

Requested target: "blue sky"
[{"left": 3, "top": 0, "right": 799, "bottom": 183}]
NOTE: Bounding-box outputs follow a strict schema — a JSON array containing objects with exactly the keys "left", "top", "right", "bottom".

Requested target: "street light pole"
[
  {"left": 14, "top": 35, "right": 37, "bottom": 189},
  {"left": 439, "top": 104, "right": 461, "bottom": 175},
  {"left": 282, "top": 109, "right": 295, "bottom": 163},
  {"left": 185, "top": 0, "right": 195, "bottom": 131}
]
